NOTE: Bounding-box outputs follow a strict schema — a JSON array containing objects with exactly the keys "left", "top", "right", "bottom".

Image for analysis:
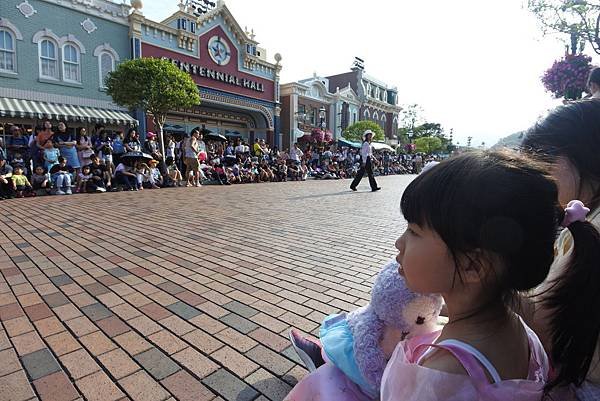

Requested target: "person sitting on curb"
[{"left": 49, "top": 157, "right": 73, "bottom": 195}]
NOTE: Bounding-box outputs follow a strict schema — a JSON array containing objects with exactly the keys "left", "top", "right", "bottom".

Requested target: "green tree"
[
  {"left": 414, "top": 136, "right": 443, "bottom": 154},
  {"left": 398, "top": 104, "right": 424, "bottom": 143},
  {"left": 106, "top": 57, "right": 200, "bottom": 156},
  {"left": 412, "top": 122, "right": 443, "bottom": 139},
  {"left": 342, "top": 120, "right": 385, "bottom": 142},
  {"left": 527, "top": 0, "right": 600, "bottom": 54}
]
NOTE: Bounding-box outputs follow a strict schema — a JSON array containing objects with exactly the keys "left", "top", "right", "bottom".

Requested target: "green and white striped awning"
[{"left": 0, "top": 97, "right": 138, "bottom": 125}]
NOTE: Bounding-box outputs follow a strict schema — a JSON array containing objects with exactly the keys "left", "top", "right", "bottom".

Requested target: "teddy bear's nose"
[{"left": 416, "top": 316, "right": 425, "bottom": 325}]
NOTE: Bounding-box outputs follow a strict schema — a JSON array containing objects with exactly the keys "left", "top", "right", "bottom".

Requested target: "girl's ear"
[{"left": 456, "top": 249, "right": 489, "bottom": 285}]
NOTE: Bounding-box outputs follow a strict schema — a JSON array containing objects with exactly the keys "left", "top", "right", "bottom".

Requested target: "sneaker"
[
  {"left": 195, "top": 183, "right": 202, "bottom": 187},
  {"left": 65, "top": 189, "right": 72, "bottom": 195},
  {"left": 55, "top": 190, "right": 66, "bottom": 195},
  {"left": 96, "top": 187, "right": 106, "bottom": 192},
  {"left": 288, "top": 329, "right": 325, "bottom": 372}
]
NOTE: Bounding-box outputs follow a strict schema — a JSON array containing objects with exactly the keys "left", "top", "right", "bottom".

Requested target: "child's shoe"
[{"left": 289, "top": 329, "right": 325, "bottom": 373}]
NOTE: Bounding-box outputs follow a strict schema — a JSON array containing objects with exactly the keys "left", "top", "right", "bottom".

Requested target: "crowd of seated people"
[{"left": 0, "top": 122, "right": 427, "bottom": 198}]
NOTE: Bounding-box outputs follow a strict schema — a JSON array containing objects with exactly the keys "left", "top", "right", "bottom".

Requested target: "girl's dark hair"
[
  {"left": 587, "top": 67, "right": 600, "bottom": 87},
  {"left": 543, "top": 218, "right": 600, "bottom": 391},
  {"left": 401, "top": 150, "right": 560, "bottom": 295},
  {"left": 126, "top": 127, "right": 137, "bottom": 139},
  {"left": 522, "top": 100, "right": 600, "bottom": 211},
  {"left": 522, "top": 100, "right": 600, "bottom": 391}
]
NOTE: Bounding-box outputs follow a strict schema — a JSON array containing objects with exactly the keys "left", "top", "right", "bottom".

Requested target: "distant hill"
[{"left": 493, "top": 131, "right": 524, "bottom": 149}]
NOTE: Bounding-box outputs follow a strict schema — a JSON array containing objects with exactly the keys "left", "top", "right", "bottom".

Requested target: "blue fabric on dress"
[
  {"left": 320, "top": 313, "right": 378, "bottom": 398},
  {"left": 59, "top": 145, "right": 80, "bottom": 168},
  {"left": 55, "top": 133, "right": 80, "bottom": 168}
]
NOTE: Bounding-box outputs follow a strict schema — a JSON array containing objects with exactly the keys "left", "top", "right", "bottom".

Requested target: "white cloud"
[{"left": 141, "top": 0, "right": 599, "bottom": 146}]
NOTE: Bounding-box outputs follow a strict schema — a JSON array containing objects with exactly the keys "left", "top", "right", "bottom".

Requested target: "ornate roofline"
[{"left": 37, "top": 0, "right": 131, "bottom": 26}]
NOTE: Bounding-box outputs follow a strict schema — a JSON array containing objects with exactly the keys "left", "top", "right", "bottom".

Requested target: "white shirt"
[
  {"left": 290, "top": 147, "right": 303, "bottom": 162},
  {"left": 360, "top": 141, "right": 372, "bottom": 164}
]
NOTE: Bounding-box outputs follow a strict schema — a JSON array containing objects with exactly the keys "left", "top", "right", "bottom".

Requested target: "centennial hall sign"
[{"left": 162, "top": 57, "right": 265, "bottom": 93}]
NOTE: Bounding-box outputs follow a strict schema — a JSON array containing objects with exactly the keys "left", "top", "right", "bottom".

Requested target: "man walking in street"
[{"left": 350, "top": 130, "right": 381, "bottom": 192}]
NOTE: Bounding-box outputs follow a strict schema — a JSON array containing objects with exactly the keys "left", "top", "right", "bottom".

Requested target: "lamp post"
[{"left": 319, "top": 106, "right": 326, "bottom": 130}]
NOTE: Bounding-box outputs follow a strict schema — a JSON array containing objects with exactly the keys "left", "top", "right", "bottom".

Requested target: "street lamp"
[{"left": 319, "top": 106, "right": 326, "bottom": 130}]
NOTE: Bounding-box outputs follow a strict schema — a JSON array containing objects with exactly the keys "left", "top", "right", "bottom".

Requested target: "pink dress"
[
  {"left": 381, "top": 321, "right": 550, "bottom": 401},
  {"left": 285, "top": 323, "right": 549, "bottom": 401}
]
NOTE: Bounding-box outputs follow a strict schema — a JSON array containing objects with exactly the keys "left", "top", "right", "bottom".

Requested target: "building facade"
[
  {"left": 280, "top": 74, "right": 360, "bottom": 150},
  {"left": 129, "top": 0, "right": 282, "bottom": 146},
  {"left": 327, "top": 58, "right": 401, "bottom": 143},
  {"left": 0, "top": 0, "right": 137, "bottom": 135}
]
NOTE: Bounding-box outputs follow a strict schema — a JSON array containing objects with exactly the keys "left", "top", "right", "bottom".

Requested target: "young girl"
[
  {"left": 165, "top": 156, "right": 182, "bottom": 186},
  {"left": 31, "top": 166, "right": 51, "bottom": 196},
  {"left": 43, "top": 141, "right": 59, "bottom": 172},
  {"left": 286, "top": 150, "right": 599, "bottom": 401},
  {"left": 11, "top": 166, "right": 33, "bottom": 198},
  {"left": 522, "top": 99, "right": 600, "bottom": 399},
  {"left": 134, "top": 161, "right": 149, "bottom": 190},
  {"left": 147, "top": 160, "right": 162, "bottom": 189},
  {"left": 76, "top": 165, "right": 93, "bottom": 193}
]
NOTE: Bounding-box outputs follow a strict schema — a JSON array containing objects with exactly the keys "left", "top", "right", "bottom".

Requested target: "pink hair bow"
[{"left": 561, "top": 200, "right": 590, "bottom": 228}]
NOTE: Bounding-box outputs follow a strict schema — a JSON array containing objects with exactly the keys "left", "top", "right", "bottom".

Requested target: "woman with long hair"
[{"left": 522, "top": 99, "right": 600, "bottom": 399}]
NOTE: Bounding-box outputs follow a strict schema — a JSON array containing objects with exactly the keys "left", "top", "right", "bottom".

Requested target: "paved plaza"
[{"left": 0, "top": 175, "right": 412, "bottom": 401}]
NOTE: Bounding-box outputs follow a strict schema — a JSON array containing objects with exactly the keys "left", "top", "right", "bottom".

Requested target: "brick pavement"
[{"left": 0, "top": 175, "right": 412, "bottom": 401}]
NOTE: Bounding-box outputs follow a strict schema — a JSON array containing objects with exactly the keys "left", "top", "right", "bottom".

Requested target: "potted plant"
[{"left": 542, "top": 53, "right": 593, "bottom": 100}]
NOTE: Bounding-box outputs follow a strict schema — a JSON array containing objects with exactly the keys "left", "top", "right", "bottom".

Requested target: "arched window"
[
  {"left": 62, "top": 43, "right": 80, "bottom": 82},
  {"left": 0, "top": 29, "right": 15, "bottom": 72},
  {"left": 372, "top": 110, "right": 379, "bottom": 121},
  {"left": 363, "top": 109, "right": 370, "bottom": 119},
  {"left": 39, "top": 39, "right": 58, "bottom": 79},
  {"left": 99, "top": 52, "right": 114, "bottom": 88}
]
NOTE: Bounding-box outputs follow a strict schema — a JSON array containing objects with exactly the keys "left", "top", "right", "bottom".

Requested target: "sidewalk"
[{"left": 0, "top": 176, "right": 410, "bottom": 401}]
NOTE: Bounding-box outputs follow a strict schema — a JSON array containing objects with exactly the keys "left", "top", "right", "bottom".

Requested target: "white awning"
[{"left": 0, "top": 97, "right": 138, "bottom": 125}]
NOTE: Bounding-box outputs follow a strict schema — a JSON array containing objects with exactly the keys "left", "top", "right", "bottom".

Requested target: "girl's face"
[
  {"left": 58, "top": 122, "right": 66, "bottom": 131},
  {"left": 44, "top": 121, "right": 52, "bottom": 130},
  {"left": 35, "top": 167, "right": 44, "bottom": 175},
  {"left": 550, "top": 155, "right": 596, "bottom": 207},
  {"left": 395, "top": 223, "right": 456, "bottom": 294},
  {"left": 83, "top": 168, "right": 90, "bottom": 174}
]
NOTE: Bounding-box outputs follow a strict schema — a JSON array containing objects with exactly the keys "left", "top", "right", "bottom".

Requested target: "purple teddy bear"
[{"left": 290, "top": 259, "right": 443, "bottom": 398}]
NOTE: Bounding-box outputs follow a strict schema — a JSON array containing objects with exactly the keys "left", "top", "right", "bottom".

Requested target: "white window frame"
[
  {"left": 363, "top": 109, "right": 370, "bottom": 119},
  {"left": 0, "top": 29, "right": 16, "bottom": 73},
  {"left": 94, "top": 43, "right": 120, "bottom": 89},
  {"left": 98, "top": 52, "right": 114, "bottom": 88},
  {"left": 39, "top": 38, "right": 59, "bottom": 80},
  {"left": 62, "top": 43, "right": 81, "bottom": 83},
  {"left": 0, "top": 19, "right": 23, "bottom": 74}
]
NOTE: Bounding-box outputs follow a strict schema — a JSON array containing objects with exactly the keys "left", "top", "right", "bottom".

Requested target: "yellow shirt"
[{"left": 11, "top": 175, "right": 29, "bottom": 186}]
